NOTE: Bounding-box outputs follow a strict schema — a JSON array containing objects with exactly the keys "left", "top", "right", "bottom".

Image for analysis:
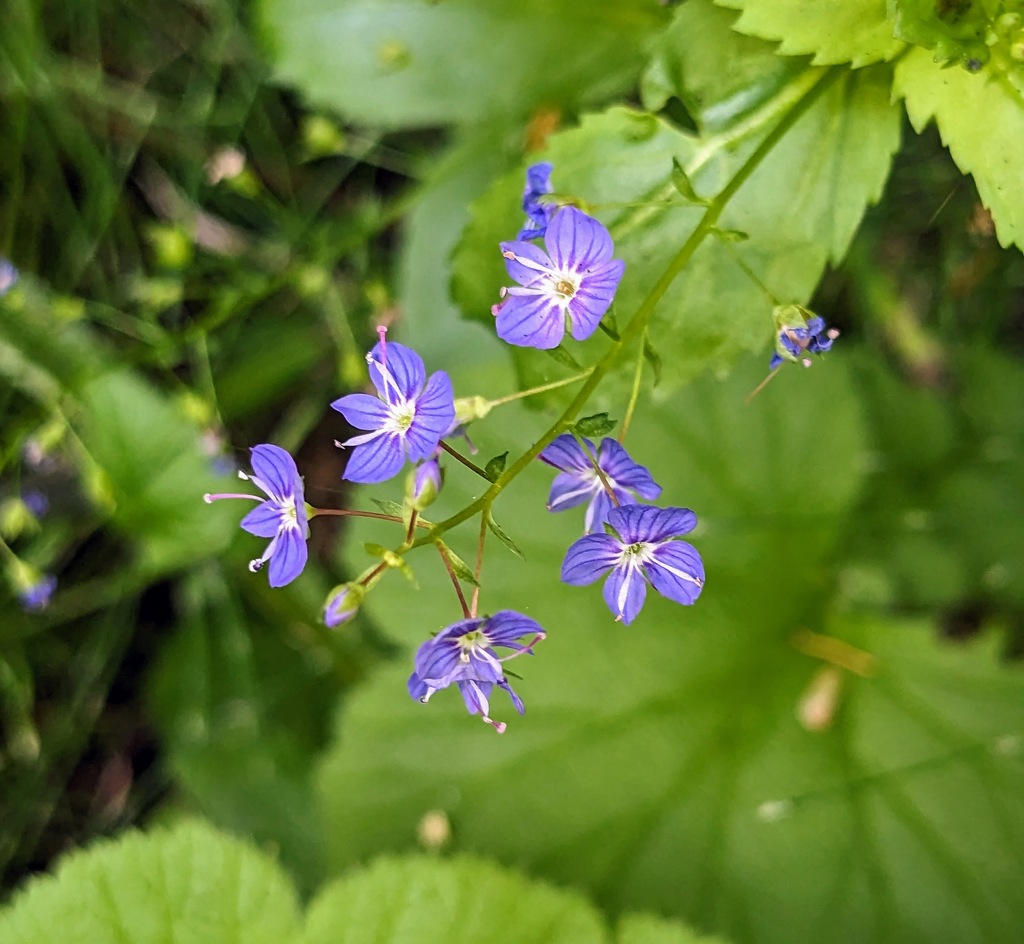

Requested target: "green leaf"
[
  {"left": 486, "top": 512, "right": 525, "bottom": 560},
  {"left": 894, "top": 46, "right": 1024, "bottom": 249},
  {"left": 436, "top": 541, "right": 481, "bottom": 588},
  {"left": 371, "top": 498, "right": 407, "bottom": 518},
  {"left": 890, "top": 0, "right": 995, "bottom": 69},
  {"left": 574, "top": 413, "right": 617, "bottom": 437},
  {"left": 484, "top": 451, "right": 509, "bottom": 482},
  {"left": 454, "top": 12, "right": 900, "bottom": 395},
  {"left": 75, "top": 370, "right": 235, "bottom": 575},
  {"left": 319, "top": 358, "right": 1024, "bottom": 943},
  {"left": 617, "top": 913, "right": 731, "bottom": 944},
  {"left": 0, "top": 820, "right": 300, "bottom": 944},
  {"left": 669, "top": 158, "right": 708, "bottom": 206},
  {"left": 147, "top": 567, "right": 345, "bottom": 892},
  {"left": 259, "top": 0, "right": 668, "bottom": 128},
  {"left": 715, "top": 0, "right": 905, "bottom": 67},
  {"left": 304, "top": 855, "right": 607, "bottom": 944}
]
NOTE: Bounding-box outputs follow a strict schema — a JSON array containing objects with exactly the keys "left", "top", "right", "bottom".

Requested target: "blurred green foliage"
[{"left": 1, "top": 0, "right": 1023, "bottom": 942}]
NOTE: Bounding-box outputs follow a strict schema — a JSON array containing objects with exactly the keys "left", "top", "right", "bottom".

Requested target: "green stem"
[
  {"left": 618, "top": 330, "right": 647, "bottom": 444},
  {"left": 413, "top": 67, "right": 840, "bottom": 549},
  {"left": 485, "top": 368, "right": 593, "bottom": 408}
]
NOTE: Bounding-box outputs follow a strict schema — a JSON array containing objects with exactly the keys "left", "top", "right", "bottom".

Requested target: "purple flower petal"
[
  {"left": 250, "top": 444, "right": 299, "bottom": 500},
  {"left": 495, "top": 293, "right": 566, "bottom": 349},
  {"left": 561, "top": 533, "right": 622, "bottom": 585},
  {"left": 459, "top": 679, "right": 492, "bottom": 717},
  {"left": 499, "top": 678, "right": 525, "bottom": 715},
  {"left": 646, "top": 541, "right": 704, "bottom": 606},
  {"left": 546, "top": 207, "right": 614, "bottom": 272},
  {"left": 608, "top": 505, "right": 697, "bottom": 543},
  {"left": 342, "top": 431, "right": 405, "bottom": 484},
  {"left": 403, "top": 371, "right": 455, "bottom": 460},
  {"left": 267, "top": 527, "right": 308, "bottom": 587},
  {"left": 484, "top": 610, "right": 544, "bottom": 647},
  {"left": 583, "top": 488, "right": 616, "bottom": 534},
  {"left": 368, "top": 341, "right": 426, "bottom": 402},
  {"left": 408, "top": 671, "right": 429, "bottom": 701},
  {"left": 239, "top": 500, "right": 284, "bottom": 538},
  {"left": 330, "top": 393, "right": 391, "bottom": 431},
  {"left": 539, "top": 434, "right": 594, "bottom": 473},
  {"left": 599, "top": 438, "right": 661, "bottom": 500},
  {"left": 567, "top": 259, "right": 625, "bottom": 341},
  {"left": 500, "top": 240, "right": 552, "bottom": 287},
  {"left": 603, "top": 561, "right": 647, "bottom": 624},
  {"left": 547, "top": 470, "right": 597, "bottom": 513}
]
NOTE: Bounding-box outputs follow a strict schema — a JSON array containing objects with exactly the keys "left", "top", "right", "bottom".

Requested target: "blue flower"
[
  {"left": 324, "top": 583, "right": 362, "bottom": 627},
  {"left": 204, "top": 444, "right": 309, "bottom": 587},
  {"left": 517, "top": 162, "right": 554, "bottom": 241},
  {"left": 19, "top": 573, "right": 56, "bottom": 612},
  {"left": 332, "top": 341, "right": 455, "bottom": 484},
  {"left": 770, "top": 311, "right": 838, "bottom": 370},
  {"left": 408, "top": 610, "right": 546, "bottom": 733},
  {"left": 539, "top": 434, "right": 661, "bottom": 533},
  {"left": 561, "top": 505, "right": 704, "bottom": 624},
  {"left": 0, "top": 259, "right": 19, "bottom": 296},
  {"left": 497, "top": 206, "right": 625, "bottom": 349}
]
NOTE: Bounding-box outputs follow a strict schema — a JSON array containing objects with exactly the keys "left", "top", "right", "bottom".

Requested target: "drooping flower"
[
  {"left": 407, "top": 610, "right": 546, "bottom": 733},
  {"left": 517, "top": 162, "right": 555, "bottom": 241},
  {"left": 539, "top": 434, "right": 661, "bottom": 533},
  {"left": 561, "top": 505, "right": 704, "bottom": 624},
  {"left": 496, "top": 206, "right": 625, "bottom": 349},
  {"left": 332, "top": 341, "right": 455, "bottom": 484},
  {"left": 324, "top": 583, "right": 362, "bottom": 627},
  {"left": 0, "top": 259, "right": 19, "bottom": 296},
  {"left": 769, "top": 305, "right": 838, "bottom": 370},
  {"left": 204, "top": 444, "right": 309, "bottom": 587},
  {"left": 18, "top": 573, "right": 56, "bottom": 612}
]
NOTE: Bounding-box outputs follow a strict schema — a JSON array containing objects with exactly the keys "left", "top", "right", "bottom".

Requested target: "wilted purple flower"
[
  {"left": 540, "top": 434, "right": 661, "bottom": 533},
  {"left": 324, "top": 584, "right": 362, "bottom": 627},
  {"left": 770, "top": 314, "right": 838, "bottom": 370},
  {"left": 0, "top": 259, "right": 19, "bottom": 296},
  {"left": 562, "top": 505, "right": 704, "bottom": 624},
  {"left": 19, "top": 574, "right": 56, "bottom": 612},
  {"left": 408, "top": 610, "right": 546, "bottom": 733},
  {"left": 204, "top": 444, "right": 309, "bottom": 587},
  {"left": 332, "top": 341, "right": 455, "bottom": 484},
  {"left": 496, "top": 206, "right": 625, "bottom": 349},
  {"left": 517, "top": 162, "right": 554, "bottom": 241}
]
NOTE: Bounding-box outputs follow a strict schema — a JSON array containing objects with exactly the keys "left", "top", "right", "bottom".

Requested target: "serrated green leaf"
[
  {"left": 890, "top": 0, "right": 995, "bottom": 69},
  {"left": 574, "top": 413, "right": 618, "bottom": 437},
  {"left": 486, "top": 512, "right": 525, "bottom": 560},
  {"left": 484, "top": 452, "right": 508, "bottom": 482},
  {"left": 259, "top": 0, "right": 668, "bottom": 129},
  {"left": 894, "top": 46, "right": 1024, "bottom": 249},
  {"left": 0, "top": 821, "right": 300, "bottom": 944},
  {"left": 454, "top": 12, "right": 900, "bottom": 397},
  {"left": 715, "top": 0, "right": 905, "bottom": 67},
  {"left": 304, "top": 855, "right": 607, "bottom": 944}
]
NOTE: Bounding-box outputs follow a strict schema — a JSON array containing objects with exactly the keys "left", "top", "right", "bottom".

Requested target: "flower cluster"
[{"left": 198, "top": 156, "right": 847, "bottom": 734}]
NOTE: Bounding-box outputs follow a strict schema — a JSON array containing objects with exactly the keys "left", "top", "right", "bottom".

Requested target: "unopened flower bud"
[
  {"left": 324, "top": 583, "right": 364, "bottom": 628},
  {"left": 407, "top": 458, "right": 442, "bottom": 511}
]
